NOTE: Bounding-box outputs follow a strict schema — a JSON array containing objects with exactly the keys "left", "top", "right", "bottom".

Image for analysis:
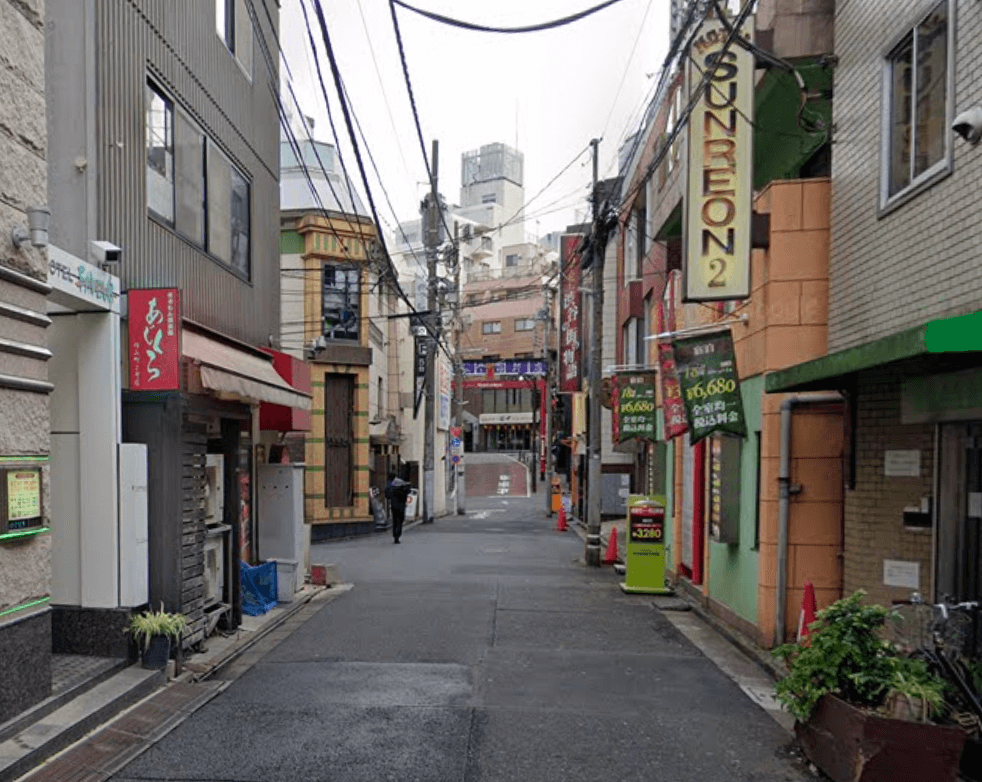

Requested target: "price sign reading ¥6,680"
[
  {"left": 616, "top": 372, "right": 656, "bottom": 441},
  {"left": 672, "top": 330, "right": 747, "bottom": 444}
]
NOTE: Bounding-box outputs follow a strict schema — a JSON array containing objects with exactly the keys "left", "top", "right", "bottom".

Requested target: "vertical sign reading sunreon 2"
[{"left": 684, "top": 12, "right": 754, "bottom": 301}]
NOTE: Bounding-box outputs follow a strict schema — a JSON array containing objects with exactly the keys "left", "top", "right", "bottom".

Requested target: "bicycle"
[{"left": 891, "top": 593, "right": 982, "bottom": 733}]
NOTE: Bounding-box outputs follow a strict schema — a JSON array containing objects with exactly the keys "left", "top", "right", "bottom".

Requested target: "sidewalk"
[
  {"left": 2, "top": 584, "right": 352, "bottom": 782},
  {"left": 566, "top": 509, "right": 792, "bottom": 733}
]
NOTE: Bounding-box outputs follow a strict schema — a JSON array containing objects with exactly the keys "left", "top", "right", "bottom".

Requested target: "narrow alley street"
[{"left": 87, "top": 491, "right": 807, "bottom": 782}]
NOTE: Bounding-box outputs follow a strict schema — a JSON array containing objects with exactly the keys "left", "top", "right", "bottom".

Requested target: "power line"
[
  {"left": 598, "top": 0, "right": 656, "bottom": 146},
  {"left": 390, "top": 0, "right": 628, "bottom": 34}
]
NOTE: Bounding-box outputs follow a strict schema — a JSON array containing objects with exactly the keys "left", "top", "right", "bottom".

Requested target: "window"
[
  {"left": 146, "top": 83, "right": 174, "bottom": 223},
  {"left": 624, "top": 209, "right": 643, "bottom": 281},
  {"left": 482, "top": 193, "right": 497, "bottom": 204},
  {"left": 883, "top": 0, "right": 951, "bottom": 204},
  {"left": 482, "top": 321, "right": 502, "bottom": 335},
  {"left": 515, "top": 318, "right": 535, "bottom": 332},
  {"left": 322, "top": 264, "right": 361, "bottom": 341},
  {"left": 216, "top": 0, "right": 253, "bottom": 78},
  {"left": 378, "top": 377, "right": 384, "bottom": 418},
  {"left": 207, "top": 140, "right": 251, "bottom": 277},
  {"left": 147, "top": 80, "right": 251, "bottom": 277},
  {"left": 505, "top": 253, "right": 519, "bottom": 267}
]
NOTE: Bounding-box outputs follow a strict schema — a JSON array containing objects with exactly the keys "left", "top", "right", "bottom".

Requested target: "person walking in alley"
[{"left": 385, "top": 471, "right": 411, "bottom": 544}]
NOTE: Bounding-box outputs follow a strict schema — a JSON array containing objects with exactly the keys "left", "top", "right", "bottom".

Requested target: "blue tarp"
[{"left": 241, "top": 560, "right": 277, "bottom": 616}]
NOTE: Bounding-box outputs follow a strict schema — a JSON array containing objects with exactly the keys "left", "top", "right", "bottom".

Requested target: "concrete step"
[
  {"left": 0, "top": 665, "right": 163, "bottom": 782},
  {"left": 0, "top": 656, "right": 130, "bottom": 746}
]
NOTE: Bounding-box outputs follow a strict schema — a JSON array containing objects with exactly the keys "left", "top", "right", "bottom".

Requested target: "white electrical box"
[
  {"left": 204, "top": 454, "right": 224, "bottom": 525},
  {"left": 257, "top": 464, "right": 307, "bottom": 595},
  {"left": 118, "top": 443, "right": 149, "bottom": 608}
]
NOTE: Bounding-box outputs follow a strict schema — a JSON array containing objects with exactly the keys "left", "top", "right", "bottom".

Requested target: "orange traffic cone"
[
  {"left": 556, "top": 503, "right": 567, "bottom": 532},
  {"left": 797, "top": 582, "right": 818, "bottom": 642},
  {"left": 602, "top": 527, "right": 619, "bottom": 565}
]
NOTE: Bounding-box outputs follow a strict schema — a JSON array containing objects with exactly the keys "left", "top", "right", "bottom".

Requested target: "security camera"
[
  {"left": 91, "top": 240, "right": 122, "bottom": 266},
  {"left": 952, "top": 107, "right": 982, "bottom": 144}
]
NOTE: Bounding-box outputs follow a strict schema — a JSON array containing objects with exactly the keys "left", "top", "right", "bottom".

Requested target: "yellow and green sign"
[{"left": 620, "top": 494, "right": 672, "bottom": 595}]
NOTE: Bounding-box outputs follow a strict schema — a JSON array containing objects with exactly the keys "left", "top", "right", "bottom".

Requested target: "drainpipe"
[{"left": 776, "top": 393, "right": 843, "bottom": 645}]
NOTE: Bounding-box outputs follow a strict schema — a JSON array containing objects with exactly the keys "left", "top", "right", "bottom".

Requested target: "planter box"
[{"left": 796, "top": 694, "right": 967, "bottom": 782}]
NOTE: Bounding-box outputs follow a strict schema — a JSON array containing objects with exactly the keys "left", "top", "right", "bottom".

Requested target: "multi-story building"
[
  {"left": 280, "top": 134, "right": 406, "bottom": 539},
  {"left": 0, "top": 0, "right": 52, "bottom": 722},
  {"left": 767, "top": 0, "right": 982, "bottom": 612},
  {"left": 612, "top": 0, "right": 839, "bottom": 646},
  {"left": 43, "top": 0, "right": 308, "bottom": 674}
]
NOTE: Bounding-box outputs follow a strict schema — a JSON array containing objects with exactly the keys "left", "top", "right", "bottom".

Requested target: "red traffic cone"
[
  {"left": 556, "top": 503, "right": 567, "bottom": 532},
  {"left": 797, "top": 582, "right": 818, "bottom": 642},
  {"left": 602, "top": 527, "right": 619, "bottom": 565}
]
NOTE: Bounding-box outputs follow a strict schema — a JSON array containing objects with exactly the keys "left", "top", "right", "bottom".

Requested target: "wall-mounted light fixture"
[{"left": 11, "top": 206, "right": 50, "bottom": 249}]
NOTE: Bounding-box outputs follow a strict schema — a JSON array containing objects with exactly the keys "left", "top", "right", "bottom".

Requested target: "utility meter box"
[{"left": 620, "top": 494, "right": 672, "bottom": 595}]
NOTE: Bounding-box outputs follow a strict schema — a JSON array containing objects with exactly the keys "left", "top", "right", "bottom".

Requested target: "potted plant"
[
  {"left": 129, "top": 604, "right": 186, "bottom": 670},
  {"left": 773, "top": 591, "right": 966, "bottom": 782}
]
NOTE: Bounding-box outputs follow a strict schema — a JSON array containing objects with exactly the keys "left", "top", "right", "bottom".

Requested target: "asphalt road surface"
[{"left": 109, "top": 494, "right": 806, "bottom": 782}]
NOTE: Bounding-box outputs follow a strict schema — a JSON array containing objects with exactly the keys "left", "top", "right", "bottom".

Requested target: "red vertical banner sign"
[
  {"left": 657, "top": 342, "right": 688, "bottom": 440},
  {"left": 558, "top": 234, "right": 583, "bottom": 393},
  {"left": 128, "top": 288, "right": 181, "bottom": 391},
  {"left": 691, "top": 438, "right": 706, "bottom": 585}
]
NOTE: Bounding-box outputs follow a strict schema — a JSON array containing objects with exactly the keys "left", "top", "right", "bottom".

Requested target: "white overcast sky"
[{"left": 278, "top": 0, "right": 671, "bottom": 240}]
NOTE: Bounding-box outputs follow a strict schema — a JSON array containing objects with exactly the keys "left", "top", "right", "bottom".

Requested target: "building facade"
[{"left": 0, "top": 0, "right": 52, "bottom": 723}]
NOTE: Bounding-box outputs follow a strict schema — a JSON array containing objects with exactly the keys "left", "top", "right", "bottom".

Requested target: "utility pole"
[
  {"left": 585, "top": 137, "right": 602, "bottom": 567},
  {"left": 542, "top": 286, "right": 553, "bottom": 517},
  {"left": 423, "top": 139, "right": 439, "bottom": 524},
  {"left": 453, "top": 222, "right": 466, "bottom": 515}
]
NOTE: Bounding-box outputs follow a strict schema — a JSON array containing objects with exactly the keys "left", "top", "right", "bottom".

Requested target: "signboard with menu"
[
  {"left": 709, "top": 435, "right": 742, "bottom": 544},
  {"left": 1, "top": 467, "right": 43, "bottom": 534},
  {"left": 128, "top": 288, "right": 181, "bottom": 391},
  {"left": 657, "top": 342, "right": 688, "bottom": 440}
]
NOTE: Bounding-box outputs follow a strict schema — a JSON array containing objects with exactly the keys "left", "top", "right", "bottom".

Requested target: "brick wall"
[
  {"left": 830, "top": 0, "right": 982, "bottom": 352},
  {"left": 843, "top": 369, "right": 934, "bottom": 608}
]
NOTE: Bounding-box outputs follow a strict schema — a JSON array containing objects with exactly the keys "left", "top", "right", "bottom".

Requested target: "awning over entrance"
[
  {"left": 183, "top": 330, "right": 311, "bottom": 410},
  {"left": 765, "top": 310, "right": 982, "bottom": 393}
]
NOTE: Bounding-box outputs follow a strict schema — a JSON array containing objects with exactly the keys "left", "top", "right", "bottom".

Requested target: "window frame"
[
  {"left": 321, "top": 263, "right": 362, "bottom": 342},
  {"left": 216, "top": 0, "right": 254, "bottom": 81},
  {"left": 146, "top": 81, "right": 175, "bottom": 226},
  {"left": 482, "top": 321, "right": 502, "bottom": 335},
  {"left": 514, "top": 318, "right": 535, "bottom": 332},
  {"left": 879, "top": 0, "right": 955, "bottom": 213}
]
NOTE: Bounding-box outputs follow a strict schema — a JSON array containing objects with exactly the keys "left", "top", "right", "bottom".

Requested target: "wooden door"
[{"left": 324, "top": 374, "right": 354, "bottom": 507}]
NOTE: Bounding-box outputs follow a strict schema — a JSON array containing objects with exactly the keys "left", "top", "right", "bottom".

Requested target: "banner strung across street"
[
  {"left": 558, "top": 234, "right": 583, "bottom": 393},
  {"left": 657, "top": 342, "right": 688, "bottom": 440},
  {"left": 683, "top": 12, "right": 754, "bottom": 301},
  {"left": 615, "top": 372, "right": 657, "bottom": 442},
  {"left": 672, "top": 329, "right": 746, "bottom": 443}
]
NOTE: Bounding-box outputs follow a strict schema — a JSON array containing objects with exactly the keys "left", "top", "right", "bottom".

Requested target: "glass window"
[
  {"left": 217, "top": 0, "right": 253, "bottom": 78},
  {"left": 884, "top": 0, "right": 950, "bottom": 201},
  {"left": 482, "top": 321, "right": 502, "bottom": 335},
  {"left": 505, "top": 253, "right": 519, "bottom": 267},
  {"left": 175, "top": 110, "right": 205, "bottom": 245},
  {"left": 207, "top": 140, "right": 250, "bottom": 277},
  {"left": 322, "top": 264, "right": 361, "bottom": 341},
  {"left": 515, "top": 318, "right": 535, "bottom": 332},
  {"left": 146, "top": 83, "right": 174, "bottom": 223}
]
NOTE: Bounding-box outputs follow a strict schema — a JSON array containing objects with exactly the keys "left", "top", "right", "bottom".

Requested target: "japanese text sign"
[
  {"left": 559, "top": 234, "right": 583, "bottom": 393},
  {"left": 616, "top": 372, "right": 656, "bottom": 441},
  {"left": 657, "top": 342, "right": 688, "bottom": 440},
  {"left": 672, "top": 330, "right": 746, "bottom": 444},
  {"left": 128, "top": 289, "right": 180, "bottom": 391}
]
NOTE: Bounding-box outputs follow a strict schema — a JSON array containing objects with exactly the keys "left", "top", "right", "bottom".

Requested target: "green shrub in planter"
[{"left": 773, "top": 591, "right": 945, "bottom": 723}]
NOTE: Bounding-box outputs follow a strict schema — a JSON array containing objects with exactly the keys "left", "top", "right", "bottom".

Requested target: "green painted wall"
[
  {"left": 280, "top": 230, "right": 304, "bottom": 254},
  {"left": 708, "top": 374, "right": 763, "bottom": 625},
  {"left": 656, "top": 416, "right": 675, "bottom": 560}
]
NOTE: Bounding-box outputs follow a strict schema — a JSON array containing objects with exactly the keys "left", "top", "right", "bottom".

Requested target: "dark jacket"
[{"left": 385, "top": 477, "right": 411, "bottom": 510}]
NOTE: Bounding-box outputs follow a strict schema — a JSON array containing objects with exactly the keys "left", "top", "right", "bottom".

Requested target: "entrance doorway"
[{"left": 938, "top": 422, "right": 982, "bottom": 602}]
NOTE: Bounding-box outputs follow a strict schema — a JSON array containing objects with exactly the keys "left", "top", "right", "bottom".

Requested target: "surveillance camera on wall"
[
  {"left": 952, "top": 107, "right": 982, "bottom": 144},
  {"left": 90, "top": 240, "right": 122, "bottom": 266}
]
